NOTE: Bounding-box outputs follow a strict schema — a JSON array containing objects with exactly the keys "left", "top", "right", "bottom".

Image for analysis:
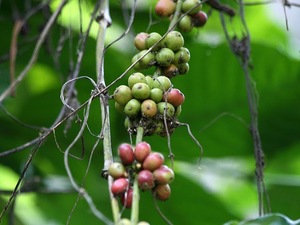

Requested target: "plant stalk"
[
  {"left": 130, "top": 126, "right": 144, "bottom": 224},
  {"left": 96, "top": 0, "right": 119, "bottom": 223}
]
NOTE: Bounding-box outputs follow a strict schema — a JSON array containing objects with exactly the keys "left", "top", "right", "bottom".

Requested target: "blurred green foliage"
[{"left": 0, "top": 0, "right": 299, "bottom": 225}]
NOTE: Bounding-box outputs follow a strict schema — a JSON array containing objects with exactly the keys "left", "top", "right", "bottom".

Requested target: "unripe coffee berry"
[
  {"left": 134, "top": 32, "right": 149, "bottom": 50},
  {"left": 141, "top": 99, "right": 158, "bottom": 118},
  {"left": 108, "top": 162, "right": 126, "bottom": 179},
  {"left": 145, "top": 76, "right": 155, "bottom": 89},
  {"left": 178, "top": 63, "right": 190, "bottom": 75},
  {"left": 174, "top": 47, "right": 190, "bottom": 64},
  {"left": 145, "top": 32, "right": 164, "bottom": 51},
  {"left": 128, "top": 72, "right": 146, "bottom": 89},
  {"left": 138, "top": 170, "right": 155, "bottom": 191},
  {"left": 165, "top": 31, "right": 184, "bottom": 51},
  {"left": 178, "top": 15, "right": 194, "bottom": 33},
  {"left": 114, "top": 85, "right": 132, "bottom": 106},
  {"left": 124, "top": 99, "right": 141, "bottom": 117},
  {"left": 138, "top": 50, "right": 156, "bottom": 68},
  {"left": 153, "top": 76, "right": 172, "bottom": 91},
  {"left": 150, "top": 88, "right": 163, "bottom": 103},
  {"left": 134, "top": 141, "right": 151, "bottom": 162},
  {"left": 111, "top": 178, "right": 129, "bottom": 196},
  {"left": 118, "top": 218, "right": 131, "bottom": 225},
  {"left": 120, "top": 188, "right": 133, "bottom": 208},
  {"left": 153, "top": 184, "right": 171, "bottom": 201},
  {"left": 155, "top": 48, "right": 175, "bottom": 66},
  {"left": 118, "top": 143, "right": 134, "bottom": 165},
  {"left": 163, "top": 88, "right": 185, "bottom": 107},
  {"left": 155, "top": 0, "right": 176, "bottom": 17},
  {"left": 142, "top": 152, "right": 164, "bottom": 171},
  {"left": 181, "top": 0, "right": 202, "bottom": 15},
  {"left": 157, "top": 102, "right": 175, "bottom": 117},
  {"left": 115, "top": 102, "right": 125, "bottom": 114},
  {"left": 132, "top": 83, "right": 151, "bottom": 100},
  {"left": 192, "top": 11, "right": 208, "bottom": 27},
  {"left": 153, "top": 165, "right": 175, "bottom": 184}
]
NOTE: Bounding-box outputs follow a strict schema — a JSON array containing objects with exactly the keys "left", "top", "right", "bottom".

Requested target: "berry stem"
[
  {"left": 130, "top": 126, "right": 144, "bottom": 224},
  {"left": 168, "top": 0, "right": 184, "bottom": 30}
]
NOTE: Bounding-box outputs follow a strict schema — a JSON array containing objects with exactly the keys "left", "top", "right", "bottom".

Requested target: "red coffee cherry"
[
  {"left": 118, "top": 143, "right": 135, "bottom": 165},
  {"left": 142, "top": 152, "right": 164, "bottom": 171},
  {"left": 155, "top": 0, "right": 176, "bottom": 17},
  {"left": 153, "top": 184, "right": 171, "bottom": 201},
  {"left": 153, "top": 165, "right": 175, "bottom": 184},
  {"left": 134, "top": 141, "right": 151, "bottom": 163},
  {"left": 111, "top": 178, "right": 129, "bottom": 196},
  {"left": 192, "top": 11, "right": 207, "bottom": 27},
  {"left": 163, "top": 88, "right": 185, "bottom": 107},
  {"left": 138, "top": 170, "right": 155, "bottom": 191},
  {"left": 120, "top": 188, "right": 133, "bottom": 208}
]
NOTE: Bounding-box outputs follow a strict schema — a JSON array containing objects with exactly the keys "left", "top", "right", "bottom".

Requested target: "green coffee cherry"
[
  {"left": 178, "top": 63, "right": 190, "bottom": 75},
  {"left": 145, "top": 76, "right": 155, "bottom": 89},
  {"left": 175, "top": 105, "right": 182, "bottom": 117},
  {"left": 181, "top": 0, "right": 202, "bottom": 15},
  {"left": 155, "top": 48, "right": 175, "bottom": 66},
  {"left": 128, "top": 72, "right": 146, "bottom": 88},
  {"left": 124, "top": 99, "right": 141, "bottom": 117},
  {"left": 115, "top": 101, "right": 125, "bottom": 114},
  {"left": 178, "top": 15, "right": 194, "bottom": 33},
  {"left": 138, "top": 50, "right": 156, "bottom": 68},
  {"left": 150, "top": 88, "right": 163, "bottom": 103},
  {"left": 145, "top": 32, "right": 164, "bottom": 51},
  {"left": 165, "top": 31, "right": 184, "bottom": 51},
  {"left": 141, "top": 99, "right": 158, "bottom": 118},
  {"left": 131, "top": 53, "right": 143, "bottom": 71},
  {"left": 153, "top": 76, "right": 172, "bottom": 91},
  {"left": 157, "top": 102, "right": 175, "bottom": 117},
  {"left": 174, "top": 47, "right": 190, "bottom": 64},
  {"left": 114, "top": 85, "right": 132, "bottom": 106},
  {"left": 132, "top": 83, "right": 151, "bottom": 100}
]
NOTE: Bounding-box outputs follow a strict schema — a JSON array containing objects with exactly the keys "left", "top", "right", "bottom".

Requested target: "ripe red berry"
[
  {"left": 191, "top": 11, "right": 207, "bottom": 27},
  {"left": 155, "top": 0, "right": 176, "bottom": 17},
  {"left": 142, "top": 152, "right": 164, "bottom": 171},
  {"left": 153, "top": 165, "right": 175, "bottom": 184},
  {"left": 163, "top": 88, "right": 185, "bottom": 107},
  {"left": 153, "top": 184, "right": 171, "bottom": 201},
  {"left": 134, "top": 142, "right": 151, "bottom": 162},
  {"left": 118, "top": 143, "right": 135, "bottom": 165},
  {"left": 120, "top": 188, "right": 133, "bottom": 208},
  {"left": 138, "top": 170, "right": 155, "bottom": 191},
  {"left": 111, "top": 178, "right": 129, "bottom": 196}
]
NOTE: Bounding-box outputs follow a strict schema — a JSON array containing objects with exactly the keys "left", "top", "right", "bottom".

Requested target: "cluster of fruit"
[
  {"left": 155, "top": 0, "right": 208, "bottom": 33},
  {"left": 109, "top": 142, "right": 174, "bottom": 208},
  {"left": 113, "top": 72, "right": 185, "bottom": 136},
  {"left": 132, "top": 31, "right": 190, "bottom": 78}
]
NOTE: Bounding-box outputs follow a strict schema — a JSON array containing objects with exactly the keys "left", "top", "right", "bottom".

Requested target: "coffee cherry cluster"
[
  {"left": 155, "top": 0, "right": 208, "bottom": 33},
  {"left": 132, "top": 31, "right": 190, "bottom": 78},
  {"left": 113, "top": 72, "right": 185, "bottom": 136},
  {"left": 109, "top": 142, "right": 174, "bottom": 208}
]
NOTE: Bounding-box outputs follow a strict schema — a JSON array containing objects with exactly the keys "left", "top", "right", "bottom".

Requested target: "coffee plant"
[{"left": 0, "top": 0, "right": 300, "bottom": 225}]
